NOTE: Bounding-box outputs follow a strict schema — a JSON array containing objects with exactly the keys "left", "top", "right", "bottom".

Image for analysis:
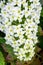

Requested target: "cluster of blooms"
[{"left": 0, "top": 0, "right": 42, "bottom": 61}]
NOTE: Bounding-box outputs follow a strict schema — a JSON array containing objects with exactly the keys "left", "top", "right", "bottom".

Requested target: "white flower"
[
  {"left": 4, "top": 3, "right": 13, "bottom": 12},
  {"left": 30, "top": 0, "right": 33, "bottom": 2},
  {"left": 0, "top": 1, "right": 5, "bottom": 8},
  {"left": 1, "top": 10, "right": 9, "bottom": 18},
  {"left": 2, "top": 18, "right": 11, "bottom": 27},
  {"left": 0, "top": 0, "right": 42, "bottom": 61},
  {"left": 24, "top": 9, "right": 31, "bottom": 18},
  {"left": 0, "top": 23, "right": 5, "bottom": 31}
]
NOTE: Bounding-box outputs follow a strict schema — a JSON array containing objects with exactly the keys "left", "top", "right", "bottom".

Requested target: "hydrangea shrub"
[{"left": 0, "top": 0, "right": 42, "bottom": 61}]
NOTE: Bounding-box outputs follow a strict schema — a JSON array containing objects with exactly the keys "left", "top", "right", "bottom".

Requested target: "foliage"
[
  {"left": 38, "top": 6, "right": 43, "bottom": 49},
  {"left": 0, "top": 51, "right": 5, "bottom": 65},
  {"left": 0, "top": 37, "right": 6, "bottom": 44}
]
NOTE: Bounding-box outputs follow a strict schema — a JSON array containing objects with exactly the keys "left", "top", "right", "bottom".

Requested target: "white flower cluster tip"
[{"left": 0, "top": 0, "right": 42, "bottom": 61}]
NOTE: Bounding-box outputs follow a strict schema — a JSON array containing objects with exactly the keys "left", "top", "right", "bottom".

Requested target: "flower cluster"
[{"left": 0, "top": 0, "right": 42, "bottom": 61}]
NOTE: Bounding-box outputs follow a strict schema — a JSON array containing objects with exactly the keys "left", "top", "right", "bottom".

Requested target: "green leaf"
[
  {"left": 3, "top": 44, "right": 17, "bottom": 60},
  {"left": 0, "top": 51, "right": 5, "bottom": 65},
  {"left": 21, "top": 4, "right": 25, "bottom": 10},
  {"left": 0, "top": 37, "right": 6, "bottom": 44},
  {"left": 41, "top": 7, "right": 43, "bottom": 17},
  {"left": 12, "top": 20, "right": 19, "bottom": 25},
  {"left": 10, "top": 62, "right": 16, "bottom": 65},
  {"left": 37, "top": 26, "right": 42, "bottom": 36},
  {"left": 38, "top": 36, "right": 43, "bottom": 49},
  {"left": 40, "top": 0, "right": 43, "bottom": 6},
  {"left": 0, "top": 31, "right": 5, "bottom": 37},
  {"left": 40, "top": 16, "right": 43, "bottom": 29}
]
